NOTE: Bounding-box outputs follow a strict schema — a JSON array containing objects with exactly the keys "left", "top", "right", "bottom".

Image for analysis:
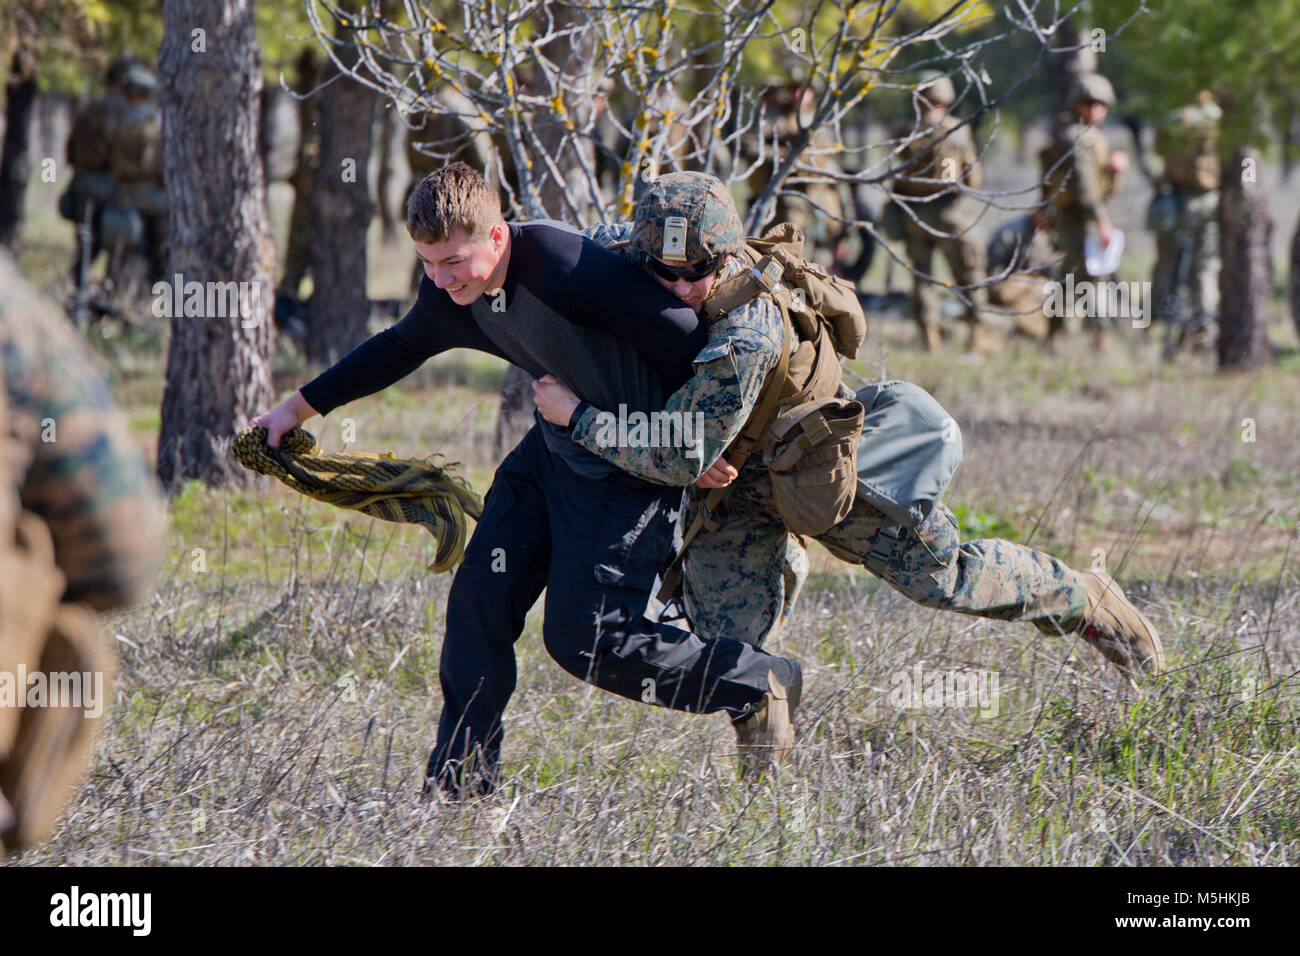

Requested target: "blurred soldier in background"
[
  {"left": 889, "top": 72, "right": 996, "bottom": 354},
  {"left": 61, "top": 56, "right": 134, "bottom": 293},
  {"left": 986, "top": 210, "right": 1057, "bottom": 341},
  {"left": 0, "top": 250, "right": 163, "bottom": 854},
  {"left": 745, "top": 85, "right": 853, "bottom": 273},
  {"left": 1039, "top": 72, "right": 1129, "bottom": 352},
  {"left": 107, "top": 64, "right": 167, "bottom": 283},
  {"left": 1146, "top": 90, "right": 1221, "bottom": 356}
]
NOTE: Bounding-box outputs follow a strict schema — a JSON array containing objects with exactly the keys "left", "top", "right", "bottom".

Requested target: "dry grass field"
[{"left": 6, "top": 181, "right": 1299, "bottom": 867}]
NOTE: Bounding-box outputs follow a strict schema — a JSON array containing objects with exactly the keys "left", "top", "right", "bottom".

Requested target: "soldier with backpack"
[
  {"left": 1146, "top": 90, "right": 1221, "bottom": 356},
  {"left": 887, "top": 72, "right": 998, "bottom": 354},
  {"left": 535, "top": 173, "right": 1165, "bottom": 723},
  {"left": 1038, "top": 73, "right": 1130, "bottom": 352}
]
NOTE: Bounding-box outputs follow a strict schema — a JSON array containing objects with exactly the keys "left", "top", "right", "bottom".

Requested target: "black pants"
[{"left": 428, "top": 424, "right": 788, "bottom": 794}]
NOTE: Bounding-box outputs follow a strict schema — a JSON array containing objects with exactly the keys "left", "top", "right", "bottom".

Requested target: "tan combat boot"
[
  {"left": 733, "top": 661, "right": 802, "bottom": 780},
  {"left": 1077, "top": 572, "right": 1165, "bottom": 685},
  {"left": 921, "top": 324, "right": 943, "bottom": 353}
]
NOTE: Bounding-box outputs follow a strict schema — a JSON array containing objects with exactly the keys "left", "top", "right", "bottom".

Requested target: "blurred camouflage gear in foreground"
[{"left": 0, "top": 250, "right": 163, "bottom": 854}]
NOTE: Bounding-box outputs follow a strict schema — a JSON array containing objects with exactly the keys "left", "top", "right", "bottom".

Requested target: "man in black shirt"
[{"left": 252, "top": 163, "right": 800, "bottom": 795}]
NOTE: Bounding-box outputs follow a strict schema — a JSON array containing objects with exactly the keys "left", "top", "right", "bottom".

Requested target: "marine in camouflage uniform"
[
  {"left": 0, "top": 250, "right": 164, "bottom": 852},
  {"left": 744, "top": 85, "right": 851, "bottom": 272},
  {"left": 985, "top": 212, "right": 1058, "bottom": 341},
  {"left": 108, "top": 65, "right": 167, "bottom": 281},
  {"left": 566, "top": 174, "right": 1161, "bottom": 681},
  {"left": 1147, "top": 91, "right": 1221, "bottom": 339},
  {"left": 1040, "top": 73, "right": 1127, "bottom": 351},
  {"left": 889, "top": 73, "right": 995, "bottom": 354},
  {"left": 62, "top": 57, "right": 133, "bottom": 289}
]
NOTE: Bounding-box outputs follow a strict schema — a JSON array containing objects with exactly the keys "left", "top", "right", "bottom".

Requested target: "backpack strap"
[
  {"left": 655, "top": 312, "right": 791, "bottom": 606},
  {"left": 702, "top": 255, "right": 784, "bottom": 323}
]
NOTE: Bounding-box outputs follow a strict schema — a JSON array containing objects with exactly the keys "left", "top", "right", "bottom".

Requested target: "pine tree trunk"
[
  {"left": 1290, "top": 215, "right": 1300, "bottom": 345},
  {"left": 1217, "top": 148, "right": 1273, "bottom": 370},
  {"left": 305, "top": 5, "right": 377, "bottom": 365},
  {"left": 494, "top": 364, "right": 536, "bottom": 459},
  {"left": 277, "top": 49, "right": 320, "bottom": 300},
  {"left": 376, "top": 103, "right": 399, "bottom": 242},
  {"left": 1048, "top": 19, "right": 1096, "bottom": 126},
  {"left": 156, "top": 0, "right": 276, "bottom": 490},
  {"left": 0, "top": 51, "right": 37, "bottom": 250}
]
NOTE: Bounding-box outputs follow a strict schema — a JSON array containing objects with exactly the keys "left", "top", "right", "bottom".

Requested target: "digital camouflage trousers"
[{"left": 679, "top": 464, "right": 1090, "bottom": 647}]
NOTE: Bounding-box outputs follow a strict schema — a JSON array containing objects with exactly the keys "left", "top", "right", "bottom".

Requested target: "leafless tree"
[{"left": 297, "top": 0, "right": 1123, "bottom": 428}]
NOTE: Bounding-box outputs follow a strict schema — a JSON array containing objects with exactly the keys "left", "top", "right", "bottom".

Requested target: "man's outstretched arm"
[
  {"left": 535, "top": 301, "right": 782, "bottom": 486},
  {"left": 252, "top": 277, "right": 505, "bottom": 447}
]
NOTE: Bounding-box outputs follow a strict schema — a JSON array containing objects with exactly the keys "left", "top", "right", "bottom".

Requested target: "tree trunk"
[
  {"left": 487, "top": 2, "right": 600, "bottom": 454},
  {"left": 157, "top": 0, "right": 276, "bottom": 490},
  {"left": 0, "top": 51, "right": 37, "bottom": 250},
  {"left": 1217, "top": 147, "right": 1273, "bottom": 370},
  {"left": 376, "top": 102, "right": 399, "bottom": 242},
  {"left": 1048, "top": 19, "right": 1095, "bottom": 128},
  {"left": 494, "top": 364, "right": 536, "bottom": 459},
  {"left": 277, "top": 49, "right": 320, "bottom": 301},
  {"left": 1290, "top": 214, "right": 1300, "bottom": 345},
  {"left": 305, "top": 5, "right": 377, "bottom": 365}
]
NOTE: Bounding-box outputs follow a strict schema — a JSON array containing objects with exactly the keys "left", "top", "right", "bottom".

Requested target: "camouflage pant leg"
[
  {"left": 1185, "top": 190, "right": 1220, "bottom": 320},
  {"left": 901, "top": 217, "right": 941, "bottom": 331},
  {"left": 680, "top": 482, "right": 800, "bottom": 648},
  {"left": 1050, "top": 210, "right": 1105, "bottom": 334},
  {"left": 936, "top": 231, "right": 989, "bottom": 324},
  {"left": 936, "top": 200, "right": 989, "bottom": 325},
  {"left": 1151, "top": 227, "right": 1182, "bottom": 323},
  {"left": 1152, "top": 190, "right": 1219, "bottom": 324},
  {"left": 814, "top": 496, "right": 1089, "bottom": 633}
]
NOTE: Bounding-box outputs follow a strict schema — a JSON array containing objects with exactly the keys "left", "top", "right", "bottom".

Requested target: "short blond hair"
[{"left": 406, "top": 162, "right": 500, "bottom": 244}]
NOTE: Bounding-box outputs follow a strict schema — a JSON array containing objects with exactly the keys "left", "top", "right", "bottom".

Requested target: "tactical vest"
[
  {"left": 1156, "top": 104, "right": 1220, "bottom": 192},
  {"left": 892, "top": 114, "right": 981, "bottom": 199},
  {"left": 68, "top": 96, "right": 124, "bottom": 174},
  {"left": 1040, "top": 120, "right": 1114, "bottom": 212},
  {"left": 656, "top": 222, "right": 868, "bottom": 602},
  {"left": 111, "top": 104, "right": 163, "bottom": 184}
]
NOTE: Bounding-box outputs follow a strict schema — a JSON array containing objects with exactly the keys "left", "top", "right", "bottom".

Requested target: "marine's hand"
[
  {"left": 1109, "top": 150, "right": 1130, "bottom": 175},
  {"left": 532, "top": 375, "right": 580, "bottom": 427},
  {"left": 695, "top": 456, "right": 738, "bottom": 489},
  {"left": 1097, "top": 217, "right": 1115, "bottom": 249},
  {"left": 251, "top": 390, "right": 318, "bottom": 448}
]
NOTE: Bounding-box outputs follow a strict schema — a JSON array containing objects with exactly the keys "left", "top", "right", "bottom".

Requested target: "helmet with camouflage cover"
[
  {"left": 1069, "top": 73, "right": 1115, "bottom": 107},
  {"left": 121, "top": 64, "right": 157, "bottom": 96},
  {"left": 915, "top": 70, "right": 956, "bottom": 108},
  {"left": 630, "top": 172, "right": 745, "bottom": 272},
  {"left": 106, "top": 56, "right": 139, "bottom": 89}
]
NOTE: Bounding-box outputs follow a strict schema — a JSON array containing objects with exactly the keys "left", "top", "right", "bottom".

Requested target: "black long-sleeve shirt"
[{"left": 300, "top": 222, "right": 708, "bottom": 478}]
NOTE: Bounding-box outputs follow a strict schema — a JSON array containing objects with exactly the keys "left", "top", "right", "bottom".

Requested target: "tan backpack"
[{"left": 657, "top": 223, "right": 867, "bottom": 602}]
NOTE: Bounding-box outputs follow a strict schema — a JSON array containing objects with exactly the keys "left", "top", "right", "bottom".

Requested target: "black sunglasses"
[{"left": 636, "top": 251, "right": 722, "bottom": 283}]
